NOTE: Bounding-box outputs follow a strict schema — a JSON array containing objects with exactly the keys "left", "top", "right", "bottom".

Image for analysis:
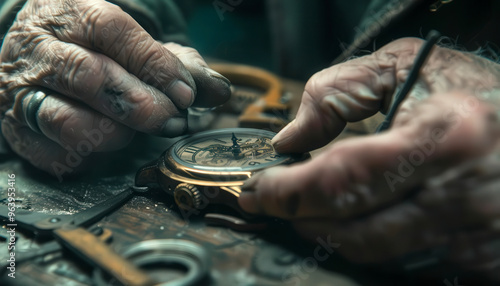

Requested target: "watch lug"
[{"left": 135, "top": 159, "right": 159, "bottom": 188}]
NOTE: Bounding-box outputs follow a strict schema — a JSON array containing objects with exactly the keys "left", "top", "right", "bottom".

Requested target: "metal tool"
[
  {"left": 210, "top": 63, "right": 290, "bottom": 130},
  {"left": 376, "top": 30, "right": 441, "bottom": 133},
  {"left": 0, "top": 225, "right": 112, "bottom": 277},
  {"left": 0, "top": 188, "right": 156, "bottom": 285}
]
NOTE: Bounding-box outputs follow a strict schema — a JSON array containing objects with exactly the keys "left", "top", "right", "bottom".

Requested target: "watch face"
[{"left": 170, "top": 128, "right": 292, "bottom": 172}]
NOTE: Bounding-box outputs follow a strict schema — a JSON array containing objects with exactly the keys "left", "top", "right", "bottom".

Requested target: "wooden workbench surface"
[{"left": 0, "top": 67, "right": 396, "bottom": 286}]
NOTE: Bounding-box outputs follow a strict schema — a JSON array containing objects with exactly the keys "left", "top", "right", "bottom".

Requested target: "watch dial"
[{"left": 171, "top": 128, "right": 291, "bottom": 171}]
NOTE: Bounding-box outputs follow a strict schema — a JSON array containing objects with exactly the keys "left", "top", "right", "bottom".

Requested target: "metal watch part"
[
  {"left": 174, "top": 183, "right": 202, "bottom": 210},
  {"left": 134, "top": 128, "right": 310, "bottom": 223},
  {"left": 170, "top": 128, "right": 292, "bottom": 173},
  {"left": 93, "top": 239, "right": 210, "bottom": 286}
]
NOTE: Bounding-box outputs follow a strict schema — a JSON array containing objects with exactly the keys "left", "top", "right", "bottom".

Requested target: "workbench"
[{"left": 0, "top": 66, "right": 418, "bottom": 286}]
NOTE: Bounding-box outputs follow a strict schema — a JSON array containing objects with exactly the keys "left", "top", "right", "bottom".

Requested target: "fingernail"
[
  {"left": 238, "top": 192, "right": 260, "bottom": 213},
  {"left": 162, "top": 117, "right": 187, "bottom": 137},
  {"left": 271, "top": 119, "right": 296, "bottom": 150},
  {"left": 168, "top": 80, "right": 195, "bottom": 109},
  {"left": 205, "top": 68, "right": 231, "bottom": 86}
]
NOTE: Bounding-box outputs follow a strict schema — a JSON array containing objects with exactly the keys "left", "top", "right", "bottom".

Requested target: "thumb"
[
  {"left": 272, "top": 38, "right": 425, "bottom": 153},
  {"left": 239, "top": 92, "right": 500, "bottom": 219}
]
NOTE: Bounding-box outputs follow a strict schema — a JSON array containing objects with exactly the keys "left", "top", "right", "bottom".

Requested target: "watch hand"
[
  {"left": 231, "top": 133, "right": 242, "bottom": 158},
  {"left": 231, "top": 133, "right": 241, "bottom": 147},
  {"left": 202, "top": 143, "right": 242, "bottom": 161},
  {"left": 204, "top": 136, "right": 273, "bottom": 161}
]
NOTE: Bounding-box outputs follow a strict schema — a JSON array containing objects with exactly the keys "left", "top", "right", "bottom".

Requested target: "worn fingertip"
[
  {"left": 161, "top": 117, "right": 187, "bottom": 137},
  {"left": 205, "top": 67, "right": 231, "bottom": 87},
  {"left": 271, "top": 119, "right": 297, "bottom": 152},
  {"left": 167, "top": 80, "right": 195, "bottom": 109}
]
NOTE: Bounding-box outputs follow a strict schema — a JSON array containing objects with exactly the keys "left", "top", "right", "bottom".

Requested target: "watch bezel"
[
  {"left": 160, "top": 152, "right": 251, "bottom": 186},
  {"left": 166, "top": 128, "right": 295, "bottom": 174}
]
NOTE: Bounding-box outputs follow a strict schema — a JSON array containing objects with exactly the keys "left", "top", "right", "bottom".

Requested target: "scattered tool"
[
  {"left": 0, "top": 188, "right": 156, "bottom": 285},
  {"left": 210, "top": 63, "right": 290, "bottom": 130},
  {"left": 376, "top": 30, "right": 441, "bottom": 133}
]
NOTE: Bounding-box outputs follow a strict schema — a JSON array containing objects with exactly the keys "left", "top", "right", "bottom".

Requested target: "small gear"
[{"left": 173, "top": 183, "right": 202, "bottom": 210}]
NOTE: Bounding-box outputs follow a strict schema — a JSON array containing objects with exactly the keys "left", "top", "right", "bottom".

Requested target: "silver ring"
[{"left": 24, "top": 91, "right": 47, "bottom": 134}]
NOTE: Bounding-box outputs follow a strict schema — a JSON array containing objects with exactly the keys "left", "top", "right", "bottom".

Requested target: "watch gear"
[{"left": 174, "top": 183, "right": 202, "bottom": 210}]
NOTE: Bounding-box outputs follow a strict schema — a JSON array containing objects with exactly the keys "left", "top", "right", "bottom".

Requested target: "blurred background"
[{"left": 178, "top": 0, "right": 499, "bottom": 80}]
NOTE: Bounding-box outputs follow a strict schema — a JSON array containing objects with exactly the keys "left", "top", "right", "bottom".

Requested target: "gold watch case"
[{"left": 135, "top": 128, "right": 308, "bottom": 218}]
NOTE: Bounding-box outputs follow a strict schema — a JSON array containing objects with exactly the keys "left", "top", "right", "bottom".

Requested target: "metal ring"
[
  {"left": 93, "top": 239, "right": 210, "bottom": 286},
  {"left": 24, "top": 91, "right": 47, "bottom": 134}
]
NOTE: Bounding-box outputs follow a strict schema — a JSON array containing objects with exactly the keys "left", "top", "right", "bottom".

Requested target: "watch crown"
[{"left": 174, "top": 183, "right": 203, "bottom": 210}]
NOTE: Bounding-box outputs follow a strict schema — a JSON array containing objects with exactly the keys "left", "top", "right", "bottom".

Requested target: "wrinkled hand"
[
  {"left": 238, "top": 38, "right": 500, "bottom": 278},
  {"left": 0, "top": 0, "right": 230, "bottom": 177}
]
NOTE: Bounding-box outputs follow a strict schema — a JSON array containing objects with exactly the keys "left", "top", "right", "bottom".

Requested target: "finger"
[
  {"left": 239, "top": 92, "right": 500, "bottom": 219},
  {"left": 240, "top": 131, "right": 422, "bottom": 219},
  {"left": 417, "top": 151, "right": 500, "bottom": 224},
  {"left": 21, "top": 39, "right": 188, "bottom": 137},
  {"left": 50, "top": 0, "right": 197, "bottom": 108},
  {"left": 163, "top": 43, "right": 231, "bottom": 107},
  {"left": 272, "top": 38, "right": 425, "bottom": 153},
  {"left": 292, "top": 154, "right": 500, "bottom": 263},
  {"left": 294, "top": 184, "right": 500, "bottom": 265},
  {"left": 292, "top": 202, "right": 449, "bottom": 263},
  {"left": 1, "top": 111, "right": 93, "bottom": 179},
  {"left": 12, "top": 88, "right": 135, "bottom": 152}
]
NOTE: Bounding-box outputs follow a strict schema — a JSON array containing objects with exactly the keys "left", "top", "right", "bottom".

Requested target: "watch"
[{"left": 135, "top": 128, "right": 308, "bottom": 221}]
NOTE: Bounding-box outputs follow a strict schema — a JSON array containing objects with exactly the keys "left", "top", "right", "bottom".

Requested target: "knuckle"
[
  {"left": 177, "top": 46, "right": 201, "bottom": 58},
  {"left": 129, "top": 35, "right": 165, "bottom": 79},
  {"left": 29, "top": 40, "right": 105, "bottom": 100},
  {"left": 304, "top": 71, "right": 324, "bottom": 97},
  {"left": 17, "top": 39, "right": 62, "bottom": 86},
  {"left": 38, "top": 98, "right": 74, "bottom": 141},
  {"left": 122, "top": 89, "right": 156, "bottom": 122},
  {"left": 61, "top": 49, "right": 104, "bottom": 97},
  {"left": 84, "top": 2, "right": 128, "bottom": 52},
  {"left": 163, "top": 43, "right": 201, "bottom": 59},
  {"left": 1, "top": 40, "right": 53, "bottom": 109},
  {"left": 383, "top": 37, "right": 425, "bottom": 55},
  {"left": 103, "top": 83, "right": 176, "bottom": 134},
  {"left": 38, "top": 96, "right": 134, "bottom": 152}
]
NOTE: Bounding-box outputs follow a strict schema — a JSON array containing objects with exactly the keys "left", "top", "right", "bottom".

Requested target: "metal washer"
[{"left": 93, "top": 239, "right": 210, "bottom": 286}]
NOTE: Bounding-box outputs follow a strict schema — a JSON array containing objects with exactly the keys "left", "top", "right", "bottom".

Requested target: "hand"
[
  {"left": 238, "top": 38, "right": 500, "bottom": 278},
  {"left": 0, "top": 0, "right": 230, "bottom": 177}
]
